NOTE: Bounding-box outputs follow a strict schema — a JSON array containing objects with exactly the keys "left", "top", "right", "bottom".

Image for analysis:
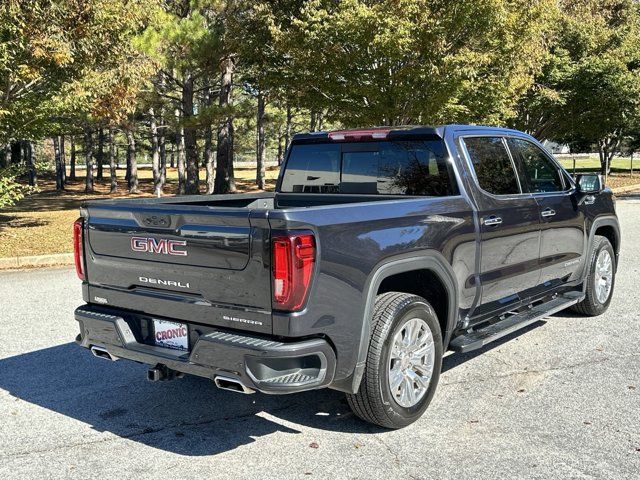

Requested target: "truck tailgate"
[{"left": 83, "top": 203, "right": 273, "bottom": 334}]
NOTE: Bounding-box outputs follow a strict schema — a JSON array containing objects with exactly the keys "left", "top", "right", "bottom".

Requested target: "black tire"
[
  {"left": 571, "top": 235, "right": 616, "bottom": 316},
  {"left": 346, "top": 292, "right": 443, "bottom": 429}
]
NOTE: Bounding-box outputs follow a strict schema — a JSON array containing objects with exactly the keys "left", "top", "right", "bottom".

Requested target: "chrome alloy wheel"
[
  {"left": 594, "top": 249, "right": 613, "bottom": 304},
  {"left": 388, "top": 317, "right": 435, "bottom": 408}
]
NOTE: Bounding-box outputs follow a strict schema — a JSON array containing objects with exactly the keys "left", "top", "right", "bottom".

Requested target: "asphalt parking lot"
[{"left": 1, "top": 196, "right": 639, "bottom": 480}]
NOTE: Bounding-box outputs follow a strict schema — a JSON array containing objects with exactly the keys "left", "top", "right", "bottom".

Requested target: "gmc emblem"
[{"left": 131, "top": 237, "right": 187, "bottom": 256}]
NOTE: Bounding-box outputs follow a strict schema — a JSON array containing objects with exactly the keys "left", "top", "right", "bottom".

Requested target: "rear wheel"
[
  {"left": 571, "top": 235, "right": 616, "bottom": 316},
  {"left": 346, "top": 292, "right": 443, "bottom": 429}
]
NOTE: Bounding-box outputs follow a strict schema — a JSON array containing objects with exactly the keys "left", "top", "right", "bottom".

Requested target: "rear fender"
[{"left": 336, "top": 251, "right": 459, "bottom": 394}]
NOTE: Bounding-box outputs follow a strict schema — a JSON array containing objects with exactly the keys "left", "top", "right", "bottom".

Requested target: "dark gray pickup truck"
[{"left": 74, "top": 125, "right": 620, "bottom": 428}]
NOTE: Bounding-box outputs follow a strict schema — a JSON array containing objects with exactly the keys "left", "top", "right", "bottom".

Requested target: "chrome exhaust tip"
[
  {"left": 90, "top": 345, "right": 118, "bottom": 361},
  {"left": 214, "top": 375, "right": 255, "bottom": 394}
]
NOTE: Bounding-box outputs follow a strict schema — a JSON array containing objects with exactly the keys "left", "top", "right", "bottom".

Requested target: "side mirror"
[{"left": 576, "top": 173, "right": 604, "bottom": 194}]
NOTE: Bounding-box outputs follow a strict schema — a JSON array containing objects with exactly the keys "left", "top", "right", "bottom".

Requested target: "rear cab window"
[{"left": 280, "top": 140, "right": 458, "bottom": 196}]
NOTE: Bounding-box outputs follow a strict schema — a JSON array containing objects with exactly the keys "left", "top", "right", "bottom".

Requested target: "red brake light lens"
[
  {"left": 73, "top": 218, "right": 85, "bottom": 280},
  {"left": 328, "top": 128, "right": 390, "bottom": 141},
  {"left": 272, "top": 232, "right": 316, "bottom": 311}
]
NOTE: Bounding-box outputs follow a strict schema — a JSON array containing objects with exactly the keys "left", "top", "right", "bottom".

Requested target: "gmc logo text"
[{"left": 131, "top": 237, "right": 187, "bottom": 256}]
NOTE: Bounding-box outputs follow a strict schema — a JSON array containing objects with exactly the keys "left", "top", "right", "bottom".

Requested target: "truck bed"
[{"left": 81, "top": 191, "right": 412, "bottom": 336}]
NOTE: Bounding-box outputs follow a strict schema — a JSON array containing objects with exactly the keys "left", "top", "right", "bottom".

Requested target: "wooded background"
[{"left": 2, "top": 0, "right": 640, "bottom": 207}]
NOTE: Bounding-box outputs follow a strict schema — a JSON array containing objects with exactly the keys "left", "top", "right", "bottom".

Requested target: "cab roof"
[{"left": 291, "top": 124, "right": 523, "bottom": 144}]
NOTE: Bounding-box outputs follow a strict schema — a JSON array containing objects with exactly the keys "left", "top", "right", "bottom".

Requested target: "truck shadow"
[
  {"left": 0, "top": 324, "right": 544, "bottom": 456},
  {"left": 0, "top": 343, "right": 366, "bottom": 456}
]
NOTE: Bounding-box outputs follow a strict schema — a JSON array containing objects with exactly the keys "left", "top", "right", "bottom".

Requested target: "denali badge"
[
  {"left": 131, "top": 237, "right": 187, "bottom": 256},
  {"left": 139, "top": 276, "right": 191, "bottom": 289}
]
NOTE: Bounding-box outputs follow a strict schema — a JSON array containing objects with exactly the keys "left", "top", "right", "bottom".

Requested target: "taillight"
[
  {"left": 73, "top": 218, "right": 85, "bottom": 280},
  {"left": 272, "top": 232, "right": 316, "bottom": 311}
]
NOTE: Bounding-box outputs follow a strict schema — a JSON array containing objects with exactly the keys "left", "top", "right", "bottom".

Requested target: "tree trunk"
[
  {"left": 182, "top": 75, "right": 199, "bottom": 194},
  {"left": 149, "top": 107, "right": 162, "bottom": 197},
  {"left": 598, "top": 141, "right": 606, "bottom": 175},
  {"left": 126, "top": 129, "right": 138, "bottom": 193},
  {"left": 69, "top": 135, "right": 76, "bottom": 180},
  {"left": 203, "top": 88, "right": 215, "bottom": 194},
  {"left": 96, "top": 128, "right": 104, "bottom": 180},
  {"left": 108, "top": 128, "right": 117, "bottom": 193},
  {"left": 256, "top": 92, "right": 266, "bottom": 189},
  {"left": 204, "top": 128, "right": 215, "bottom": 195},
  {"left": 177, "top": 125, "right": 186, "bottom": 194},
  {"left": 10, "top": 142, "right": 21, "bottom": 164},
  {"left": 598, "top": 137, "right": 619, "bottom": 177},
  {"left": 53, "top": 136, "right": 64, "bottom": 191},
  {"left": 310, "top": 111, "right": 317, "bottom": 132},
  {"left": 175, "top": 107, "right": 186, "bottom": 194},
  {"left": 0, "top": 144, "right": 8, "bottom": 168},
  {"left": 69, "top": 136, "right": 76, "bottom": 180},
  {"left": 59, "top": 136, "right": 66, "bottom": 185},
  {"left": 159, "top": 110, "right": 166, "bottom": 193},
  {"left": 277, "top": 133, "right": 284, "bottom": 165},
  {"left": 125, "top": 139, "right": 131, "bottom": 182},
  {"left": 285, "top": 104, "right": 292, "bottom": 152},
  {"left": 606, "top": 144, "right": 617, "bottom": 185},
  {"left": 25, "top": 141, "right": 36, "bottom": 187},
  {"left": 214, "top": 55, "right": 236, "bottom": 194},
  {"left": 84, "top": 128, "right": 94, "bottom": 193}
]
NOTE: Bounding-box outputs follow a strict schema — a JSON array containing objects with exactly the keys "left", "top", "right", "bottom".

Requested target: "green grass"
[{"left": 557, "top": 156, "right": 638, "bottom": 172}]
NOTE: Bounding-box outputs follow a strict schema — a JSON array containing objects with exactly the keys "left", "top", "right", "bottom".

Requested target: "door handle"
[
  {"left": 584, "top": 195, "right": 596, "bottom": 205},
  {"left": 483, "top": 215, "right": 503, "bottom": 226},
  {"left": 541, "top": 208, "right": 556, "bottom": 218}
]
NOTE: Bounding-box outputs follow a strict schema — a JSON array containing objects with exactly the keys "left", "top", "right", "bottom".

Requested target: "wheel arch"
[
  {"left": 588, "top": 216, "right": 621, "bottom": 273},
  {"left": 345, "top": 251, "right": 459, "bottom": 394}
]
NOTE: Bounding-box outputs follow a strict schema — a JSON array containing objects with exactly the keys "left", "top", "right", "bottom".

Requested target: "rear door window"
[
  {"left": 281, "top": 140, "right": 457, "bottom": 196},
  {"left": 463, "top": 137, "right": 521, "bottom": 195},
  {"left": 506, "top": 138, "right": 564, "bottom": 193}
]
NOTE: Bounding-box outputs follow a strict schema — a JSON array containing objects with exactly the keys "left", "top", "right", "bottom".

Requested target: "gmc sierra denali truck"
[{"left": 74, "top": 125, "right": 620, "bottom": 429}]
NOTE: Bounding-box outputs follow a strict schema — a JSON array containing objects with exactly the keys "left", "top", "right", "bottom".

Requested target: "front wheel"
[
  {"left": 571, "top": 235, "right": 616, "bottom": 316},
  {"left": 346, "top": 292, "right": 443, "bottom": 429}
]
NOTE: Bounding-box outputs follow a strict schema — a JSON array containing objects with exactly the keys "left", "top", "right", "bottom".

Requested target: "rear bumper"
[{"left": 74, "top": 305, "right": 336, "bottom": 394}]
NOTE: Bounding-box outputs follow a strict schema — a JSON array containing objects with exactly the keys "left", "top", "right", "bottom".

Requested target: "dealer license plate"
[{"left": 152, "top": 319, "right": 189, "bottom": 351}]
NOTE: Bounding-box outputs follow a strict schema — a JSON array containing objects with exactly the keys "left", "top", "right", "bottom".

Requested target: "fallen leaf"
[
  {"left": 583, "top": 421, "right": 592, "bottom": 425},
  {"left": 517, "top": 388, "right": 526, "bottom": 393},
  {"left": 309, "top": 442, "right": 319, "bottom": 449},
  {"left": 628, "top": 385, "right": 636, "bottom": 390}
]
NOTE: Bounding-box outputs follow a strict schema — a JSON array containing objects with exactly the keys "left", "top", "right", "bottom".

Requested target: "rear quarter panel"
[{"left": 269, "top": 196, "right": 475, "bottom": 382}]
